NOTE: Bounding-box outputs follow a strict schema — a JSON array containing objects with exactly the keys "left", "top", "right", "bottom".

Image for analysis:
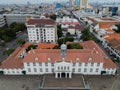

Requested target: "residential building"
[
  {"left": 0, "top": 41, "right": 117, "bottom": 78},
  {"left": 26, "top": 18, "right": 58, "bottom": 43},
  {"left": 80, "top": 0, "right": 88, "bottom": 9},
  {"left": 56, "top": 16, "right": 80, "bottom": 29},
  {"left": 0, "top": 15, "right": 6, "bottom": 27},
  {"left": 72, "top": 0, "right": 88, "bottom": 9},
  {"left": 87, "top": 16, "right": 120, "bottom": 60},
  {"left": 69, "top": 0, "right": 75, "bottom": 7}
]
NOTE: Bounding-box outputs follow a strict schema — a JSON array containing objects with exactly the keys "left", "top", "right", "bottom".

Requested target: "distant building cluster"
[
  {"left": 69, "top": 0, "right": 89, "bottom": 10},
  {"left": 85, "top": 16, "right": 120, "bottom": 61}
]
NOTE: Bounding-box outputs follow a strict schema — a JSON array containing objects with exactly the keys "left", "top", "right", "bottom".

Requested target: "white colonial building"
[
  {"left": 0, "top": 41, "right": 117, "bottom": 78},
  {"left": 26, "top": 18, "right": 57, "bottom": 43}
]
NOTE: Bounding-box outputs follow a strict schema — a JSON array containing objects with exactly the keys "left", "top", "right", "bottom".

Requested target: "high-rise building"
[
  {"left": 80, "top": 0, "right": 88, "bottom": 9},
  {"left": 73, "top": 0, "right": 88, "bottom": 9},
  {"left": 55, "top": 3, "right": 62, "bottom": 9},
  {"left": 69, "top": 0, "right": 75, "bottom": 7},
  {"left": 74, "top": 0, "right": 80, "bottom": 9}
]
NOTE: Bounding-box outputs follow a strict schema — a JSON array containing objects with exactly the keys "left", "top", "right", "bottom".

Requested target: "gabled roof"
[
  {"left": 0, "top": 41, "right": 117, "bottom": 69},
  {"left": 0, "top": 43, "right": 30, "bottom": 69},
  {"left": 0, "top": 47, "right": 24, "bottom": 69},
  {"left": 22, "top": 49, "right": 103, "bottom": 63},
  {"left": 105, "top": 33, "right": 120, "bottom": 41}
]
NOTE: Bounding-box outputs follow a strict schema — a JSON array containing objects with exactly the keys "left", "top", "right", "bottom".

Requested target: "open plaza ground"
[
  {"left": 43, "top": 74, "right": 85, "bottom": 89},
  {"left": 0, "top": 75, "right": 120, "bottom": 90}
]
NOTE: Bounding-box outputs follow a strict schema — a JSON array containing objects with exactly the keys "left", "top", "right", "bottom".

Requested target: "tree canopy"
[
  {"left": 114, "top": 24, "right": 120, "bottom": 33},
  {"left": 67, "top": 43, "right": 83, "bottom": 49},
  {"left": 81, "top": 28, "right": 95, "bottom": 41},
  {"left": 26, "top": 44, "right": 37, "bottom": 52},
  {"left": 57, "top": 24, "right": 62, "bottom": 39},
  {"left": 3, "top": 48, "right": 15, "bottom": 56},
  {"left": 57, "top": 37, "right": 74, "bottom": 46},
  {"left": 50, "top": 14, "right": 57, "bottom": 20},
  {"left": 0, "top": 22, "right": 26, "bottom": 42},
  {"left": 16, "top": 39, "right": 25, "bottom": 46}
]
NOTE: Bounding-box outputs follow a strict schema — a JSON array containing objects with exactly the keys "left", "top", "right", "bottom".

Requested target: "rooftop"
[
  {"left": 88, "top": 16, "right": 120, "bottom": 22},
  {"left": 37, "top": 43, "right": 57, "bottom": 49},
  {"left": 87, "top": 16, "right": 120, "bottom": 29},
  {"left": 0, "top": 47, "right": 24, "bottom": 69},
  {"left": 27, "top": 18, "right": 55, "bottom": 25},
  {"left": 0, "top": 41, "right": 117, "bottom": 69},
  {"left": 104, "top": 33, "right": 120, "bottom": 42}
]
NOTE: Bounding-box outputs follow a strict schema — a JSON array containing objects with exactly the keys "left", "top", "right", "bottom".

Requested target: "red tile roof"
[
  {"left": 103, "top": 58, "right": 118, "bottom": 68},
  {"left": 27, "top": 19, "right": 55, "bottom": 25},
  {"left": 0, "top": 41, "right": 117, "bottom": 69},
  {"left": 80, "top": 40, "right": 106, "bottom": 56},
  {"left": 37, "top": 43, "right": 57, "bottom": 49},
  {"left": 0, "top": 47, "right": 24, "bottom": 69},
  {"left": 104, "top": 33, "right": 120, "bottom": 41},
  {"left": 22, "top": 49, "right": 103, "bottom": 63},
  {"left": 101, "top": 17, "right": 116, "bottom": 21},
  {"left": 23, "top": 42, "right": 31, "bottom": 48},
  {"left": 0, "top": 43, "right": 30, "bottom": 69},
  {"left": 98, "top": 22, "right": 113, "bottom": 29},
  {"left": 106, "top": 29, "right": 115, "bottom": 33}
]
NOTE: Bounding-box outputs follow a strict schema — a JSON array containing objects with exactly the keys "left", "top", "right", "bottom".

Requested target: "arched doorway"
[{"left": 61, "top": 72, "right": 65, "bottom": 77}]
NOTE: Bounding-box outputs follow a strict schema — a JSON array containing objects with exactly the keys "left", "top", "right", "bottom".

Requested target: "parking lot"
[{"left": 0, "top": 75, "right": 120, "bottom": 90}]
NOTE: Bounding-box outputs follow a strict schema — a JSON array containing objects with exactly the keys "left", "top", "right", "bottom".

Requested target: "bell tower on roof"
[{"left": 60, "top": 43, "right": 67, "bottom": 58}]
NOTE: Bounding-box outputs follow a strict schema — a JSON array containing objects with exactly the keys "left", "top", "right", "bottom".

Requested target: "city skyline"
[{"left": 0, "top": 0, "right": 119, "bottom": 4}]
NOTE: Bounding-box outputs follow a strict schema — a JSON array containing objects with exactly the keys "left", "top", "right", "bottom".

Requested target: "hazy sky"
[{"left": 0, "top": 0, "right": 119, "bottom": 4}]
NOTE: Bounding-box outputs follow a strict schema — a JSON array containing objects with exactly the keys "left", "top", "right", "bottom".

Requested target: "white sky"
[{"left": 0, "top": 0, "right": 119, "bottom": 4}]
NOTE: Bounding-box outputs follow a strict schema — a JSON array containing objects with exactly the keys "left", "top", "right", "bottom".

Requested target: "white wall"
[
  {"left": 23, "top": 61, "right": 114, "bottom": 75},
  {"left": 3, "top": 69, "right": 23, "bottom": 75},
  {"left": 27, "top": 24, "right": 57, "bottom": 43},
  {"left": 0, "top": 61, "right": 117, "bottom": 75},
  {"left": 24, "top": 62, "right": 54, "bottom": 75}
]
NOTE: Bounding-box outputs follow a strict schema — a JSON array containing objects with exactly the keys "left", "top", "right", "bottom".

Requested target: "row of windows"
[
  {"left": 27, "top": 63, "right": 54, "bottom": 66},
  {"left": 28, "top": 29, "right": 54, "bottom": 32},
  {"left": 29, "top": 36, "right": 36, "bottom": 39},
  {"left": 58, "top": 66, "right": 69, "bottom": 70},
  {"left": 27, "top": 63, "right": 100, "bottom": 67},
  {"left": 27, "top": 68, "right": 100, "bottom": 73},
  {"left": 4, "top": 71, "right": 20, "bottom": 74},
  {"left": 73, "top": 63, "right": 100, "bottom": 67},
  {"left": 28, "top": 68, "right": 54, "bottom": 72},
  {"left": 73, "top": 68, "right": 99, "bottom": 73}
]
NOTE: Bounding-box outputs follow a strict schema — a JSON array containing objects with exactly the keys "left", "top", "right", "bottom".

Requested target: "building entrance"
[
  {"left": 55, "top": 72, "right": 72, "bottom": 78},
  {"left": 61, "top": 72, "right": 65, "bottom": 77}
]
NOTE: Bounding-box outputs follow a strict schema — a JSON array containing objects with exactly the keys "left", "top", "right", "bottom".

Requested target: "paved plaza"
[
  {"left": 88, "top": 75, "right": 120, "bottom": 90},
  {"left": 0, "top": 75, "right": 42, "bottom": 90},
  {"left": 0, "top": 75, "right": 120, "bottom": 90}
]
